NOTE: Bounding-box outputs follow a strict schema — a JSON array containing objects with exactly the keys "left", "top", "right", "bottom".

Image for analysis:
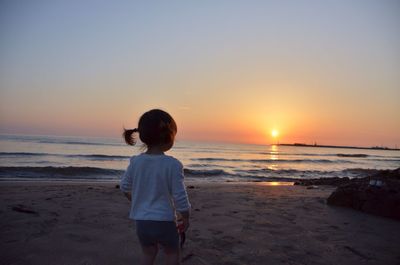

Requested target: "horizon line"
[{"left": 1, "top": 132, "right": 399, "bottom": 150}]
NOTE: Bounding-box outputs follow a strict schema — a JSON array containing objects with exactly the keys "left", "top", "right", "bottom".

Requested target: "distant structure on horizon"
[{"left": 279, "top": 143, "right": 400, "bottom": 151}]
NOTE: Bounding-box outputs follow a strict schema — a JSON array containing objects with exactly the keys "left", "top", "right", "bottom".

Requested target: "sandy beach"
[{"left": 1, "top": 181, "right": 400, "bottom": 265}]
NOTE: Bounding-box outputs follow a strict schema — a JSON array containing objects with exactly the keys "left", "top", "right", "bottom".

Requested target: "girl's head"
[{"left": 123, "top": 109, "right": 177, "bottom": 151}]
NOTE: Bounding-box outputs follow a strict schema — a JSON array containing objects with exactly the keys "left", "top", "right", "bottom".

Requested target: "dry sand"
[{"left": 1, "top": 181, "right": 399, "bottom": 265}]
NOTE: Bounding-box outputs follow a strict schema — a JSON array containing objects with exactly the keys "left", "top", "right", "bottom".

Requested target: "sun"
[{"left": 271, "top": 129, "right": 279, "bottom": 138}]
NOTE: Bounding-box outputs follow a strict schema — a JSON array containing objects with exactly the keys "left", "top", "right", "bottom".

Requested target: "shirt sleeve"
[
  {"left": 171, "top": 160, "right": 191, "bottom": 213},
  {"left": 120, "top": 158, "right": 134, "bottom": 193}
]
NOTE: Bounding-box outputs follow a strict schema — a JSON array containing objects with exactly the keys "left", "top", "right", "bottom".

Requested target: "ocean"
[{"left": 0, "top": 134, "right": 399, "bottom": 182}]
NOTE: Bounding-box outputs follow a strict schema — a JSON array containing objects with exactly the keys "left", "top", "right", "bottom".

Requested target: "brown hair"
[{"left": 123, "top": 109, "right": 177, "bottom": 147}]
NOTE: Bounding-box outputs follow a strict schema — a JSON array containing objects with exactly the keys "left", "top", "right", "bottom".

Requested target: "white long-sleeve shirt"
[{"left": 120, "top": 153, "right": 191, "bottom": 221}]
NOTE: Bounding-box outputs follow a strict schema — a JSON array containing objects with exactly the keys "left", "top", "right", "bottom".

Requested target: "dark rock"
[
  {"left": 115, "top": 184, "right": 120, "bottom": 189},
  {"left": 373, "top": 168, "right": 400, "bottom": 180},
  {"left": 327, "top": 168, "right": 400, "bottom": 221},
  {"left": 187, "top": 185, "right": 195, "bottom": 189}
]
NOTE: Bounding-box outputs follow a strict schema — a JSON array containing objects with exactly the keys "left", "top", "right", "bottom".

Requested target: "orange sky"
[{"left": 0, "top": 1, "right": 399, "bottom": 147}]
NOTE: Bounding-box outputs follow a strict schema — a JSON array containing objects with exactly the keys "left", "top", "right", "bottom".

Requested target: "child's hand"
[
  {"left": 182, "top": 216, "right": 190, "bottom": 232},
  {"left": 178, "top": 211, "right": 190, "bottom": 232},
  {"left": 124, "top": 192, "right": 132, "bottom": 201}
]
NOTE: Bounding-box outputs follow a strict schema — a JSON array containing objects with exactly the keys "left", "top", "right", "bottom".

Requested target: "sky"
[{"left": 0, "top": 0, "right": 399, "bottom": 147}]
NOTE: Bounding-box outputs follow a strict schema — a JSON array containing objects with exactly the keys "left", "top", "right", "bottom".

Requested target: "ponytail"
[{"left": 123, "top": 128, "right": 138, "bottom": 146}]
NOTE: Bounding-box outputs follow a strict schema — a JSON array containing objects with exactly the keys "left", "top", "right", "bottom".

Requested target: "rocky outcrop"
[{"left": 327, "top": 168, "right": 400, "bottom": 221}]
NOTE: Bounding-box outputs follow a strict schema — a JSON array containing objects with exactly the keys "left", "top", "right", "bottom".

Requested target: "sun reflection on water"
[
  {"left": 268, "top": 145, "right": 279, "bottom": 170},
  {"left": 270, "top": 145, "right": 279, "bottom": 160},
  {"left": 257, "top": 181, "right": 294, "bottom": 186}
]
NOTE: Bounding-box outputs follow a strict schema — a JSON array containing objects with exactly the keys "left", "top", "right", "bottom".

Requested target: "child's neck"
[{"left": 145, "top": 146, "right": 165, "bottom": 155}]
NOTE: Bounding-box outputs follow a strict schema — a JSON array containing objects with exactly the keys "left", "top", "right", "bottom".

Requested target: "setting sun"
[{"left": 271, "top": 129, "right": 279, "bottom": 138}]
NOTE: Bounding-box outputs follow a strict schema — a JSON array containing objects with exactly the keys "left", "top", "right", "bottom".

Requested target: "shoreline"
[
  {"left": 1, "top": 181, "right": 400, "bottom": 264},
  {"left": 0, "top": 167, "right": 396, "bottom": 186},
  {"left": 0, "top": 175, "right": 368, "bottom": 183}
]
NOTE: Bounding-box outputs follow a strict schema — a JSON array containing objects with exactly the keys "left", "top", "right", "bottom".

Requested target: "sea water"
[{"left": 0, "top": 134, "right": 399, "bottom": 182}]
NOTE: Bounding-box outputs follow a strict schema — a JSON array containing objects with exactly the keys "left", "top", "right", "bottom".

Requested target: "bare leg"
[
  {"left": 164, "top": 246, "right": 180, "bottom": 265},
  {"left": 140, "top": 244, "right": 158, "bottom": 265}
]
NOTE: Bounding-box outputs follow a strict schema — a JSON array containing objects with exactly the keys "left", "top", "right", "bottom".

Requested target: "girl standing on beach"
[{"left": 120, "top": 109, "right": 191, "bottom": 265}]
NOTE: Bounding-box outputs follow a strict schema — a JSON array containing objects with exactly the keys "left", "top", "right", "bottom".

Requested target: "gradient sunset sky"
[{"left": 1, "top": 1, "right": 399, "bottom": 146}]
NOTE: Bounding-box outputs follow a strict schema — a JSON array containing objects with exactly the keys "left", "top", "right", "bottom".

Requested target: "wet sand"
[{"left": 1, "top": 181, "right": 400, "bottom": 265}]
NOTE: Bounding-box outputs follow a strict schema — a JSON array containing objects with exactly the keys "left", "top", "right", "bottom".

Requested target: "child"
[{"left": 120, "top": 109, "right": 191, "bottom": 265}]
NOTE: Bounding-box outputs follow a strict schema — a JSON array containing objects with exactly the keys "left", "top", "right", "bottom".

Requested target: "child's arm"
[
  {"left": 172, "top": 161, "right": 191, "bottom": 231},
  {"left": 120, "top": 158, "right": 134, "bottom": 198},
  {"left": 178, "top": 211, "right": 190, "bottom": 232}
]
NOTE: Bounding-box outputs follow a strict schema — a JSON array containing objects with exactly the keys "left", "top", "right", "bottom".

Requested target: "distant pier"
[{"left": 278, "top": 143, "right": 400, "bottom": 151}]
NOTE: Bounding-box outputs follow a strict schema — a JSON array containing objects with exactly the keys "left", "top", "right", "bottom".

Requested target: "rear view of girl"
[{"left": 120, "top": 109, "right": 191, "bottom": 265}]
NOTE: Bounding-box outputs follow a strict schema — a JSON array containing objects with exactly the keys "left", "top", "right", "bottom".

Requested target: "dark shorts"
[{"left": 135, "top": 220, "right": 179, "bottom": 249}]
